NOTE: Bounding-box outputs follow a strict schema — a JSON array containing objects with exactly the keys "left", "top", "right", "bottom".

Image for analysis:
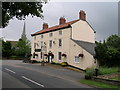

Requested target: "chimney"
[
  {"left": 59, "top": 17, "right": 66, "bottom": 25},
  {"left": 79, "top": 10, "right": 86, "bottom": 21},
  {"left": 43, "top": 23, "right": 48, "bottom": 29}
]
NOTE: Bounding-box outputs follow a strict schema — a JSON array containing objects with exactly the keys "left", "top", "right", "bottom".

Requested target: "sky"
[{"left": 0, "top": 0, "right": 119, "bottom": 42}]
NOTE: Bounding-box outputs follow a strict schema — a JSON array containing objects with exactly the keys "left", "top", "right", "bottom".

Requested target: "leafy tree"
[
  {"left": 2, "top": 1, "right": 47, "bottom": 28},
  {"left": 15, "top": 39, "right": 31, "bottom": 58},
  {"left": 95, "top": 35, "right": 120, "bottom": 67},
  {"left": 2, "top": 41, "right": 13, "bottom": 58}
]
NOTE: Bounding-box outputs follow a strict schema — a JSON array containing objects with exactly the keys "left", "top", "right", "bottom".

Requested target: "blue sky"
[{"left": 0, "top": 0, "right": 119, "bottom": 42}]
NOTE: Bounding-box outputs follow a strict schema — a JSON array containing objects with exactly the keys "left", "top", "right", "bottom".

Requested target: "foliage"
[
  {"left": 61, "top": 62, "right": 68, "bottom": 66},
  {"left": 2, "top": 40, "right": 13, "bottom": 58},
  {"left": 15, "top": 39, "right": 31, "bottom": 58},
  {"left": 80, "top": 79, "right": 120, "bottom": 88},
  {"left": 2, "top": 1, "right": 48, "bottom": 28},
  {"left": 98, "top": 67, "right": 119, "bottom": 75},
  {"left": 85, "top": 68, "right": 95, "bottom": 79},
  {"left": 95, "top": 35, "right": 120, "bottom": 67}
]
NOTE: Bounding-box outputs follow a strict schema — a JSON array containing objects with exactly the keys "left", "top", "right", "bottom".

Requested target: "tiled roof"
[
  {"left": 72, "top": 39, "right": 96, "bottom": 55},
  {"left": 31, "top": 19, "right": 79, "bottom": 36}
]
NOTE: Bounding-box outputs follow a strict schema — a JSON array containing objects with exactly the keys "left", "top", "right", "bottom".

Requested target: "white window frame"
[
  {"left": 41, "top": 35, "right": 43, "bottom": 38},
  {"left": 40, "top": 41, "right": 43, "bottom": 49},
  {"left": 49, "top": 40, "right": 52, "bottom": 48},
  {"left": 49, "top": 33, "right": 53, "bottom": 37},
  {"left": 75, "top": 56, "right": 80, "bottom": 63},
  {"left": 59, "top": 31, "right": 62, "bottom": 35}
]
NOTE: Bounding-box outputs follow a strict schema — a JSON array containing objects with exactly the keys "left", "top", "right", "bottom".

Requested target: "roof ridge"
[{"left": 31, "top": 19, "right": 80, "bottom": 36}]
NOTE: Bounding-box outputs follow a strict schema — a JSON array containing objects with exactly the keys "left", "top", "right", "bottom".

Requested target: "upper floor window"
[
  {"left": 34, "top": 43, "right": 36, "bottom": 49},
  {"left": 59, "top": 39, "right": 62, "bottom": 47},
  {"left": 59, "top": 31, "right": 62, "bottom": 35},
  {"left": 49, "top": 33, "right": 53, "bottom": 37},
  {"left": 49, "top": 40, "right": 52, "bottom": 48},
  {"left": 34, "top": 36, "right": 36, "bottom": 40},
  {"left": 41, "top": 35, "right": 43, "bottom": 38},
  {"left": 40, "top": 41, "right": 43, "bottom": 48},
  {"left": 75, "top": 56, "right": 80, "bottom": 63}
]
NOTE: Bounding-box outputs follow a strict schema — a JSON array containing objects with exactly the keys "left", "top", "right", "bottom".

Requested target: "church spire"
[{"left": 21, "top": 22, "right": 27, "bottom": 41}]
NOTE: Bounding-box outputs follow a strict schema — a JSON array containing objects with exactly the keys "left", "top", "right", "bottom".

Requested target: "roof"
[
  {"left": 7, "top": 41, "right": 18, "bottom": 47},
  {"left": 31, "top": 19, "right": 80, "bottom": 36},
  {"left": 72, "top": 39, "right": 96, "bottom": 55}
]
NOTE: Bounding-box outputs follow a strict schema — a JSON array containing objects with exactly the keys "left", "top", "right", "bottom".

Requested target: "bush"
[
  {"left": 85, "top": 68, "right": 95, "bottom": 79},
  {"left": 61, "top": 62, "right": 68, "bottom": 67}
]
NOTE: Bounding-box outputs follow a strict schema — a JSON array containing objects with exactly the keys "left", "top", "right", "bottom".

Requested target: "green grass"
[
  {"left": 99, "top": 67, "right": 119, "bottom": 75},
  {"left": 80, "top": 79, "right": 120, "bottom": 88},
  {"left": 110, "top": 77, "right": 120, "bottom": 80}
]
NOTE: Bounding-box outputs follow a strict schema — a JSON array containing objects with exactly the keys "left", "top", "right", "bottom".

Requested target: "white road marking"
[
  {"left": 22, "top": 76, "right": 44, "bottom": 87},
  {"left": 5, "top": 68, "right": 16, "bottom": 74}
]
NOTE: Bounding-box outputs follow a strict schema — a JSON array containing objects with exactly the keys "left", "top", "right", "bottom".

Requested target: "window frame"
[
  {"left": 49, "top": 33, "right": 53, "bottom": 37},
  {"left": 59, "top": 31, "right": 62, "bottom": 35},
  {"left": 34, "top": 43, "right": 36, "bottom": 49},
  {"left": 74, "top": 56, "right": 80, "bottom": 63},
  {"left": 41, "top": 35, "right": 43, "bottom": 38},
  {"left": 59, "top": 39, "right": 62, "bottom": 47},
  {"left": 40, "top": 41, "right": 43, "bottom": 49},
  {"left": 49, "top": 40, "right": 52, "bottom": 48}
]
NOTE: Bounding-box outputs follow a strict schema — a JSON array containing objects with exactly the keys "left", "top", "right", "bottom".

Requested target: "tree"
[
  {"left": 15, "top": 39, "right": 31, "bottom": 59},
  {"left": 2, "top": 1, "right": 47, "bottom": 28},
  {"left": 95, "top": 35, "right": 120, "bottom": 67},
  {"left": 2, "top": 41, "right": 13, "bottom": 58}
]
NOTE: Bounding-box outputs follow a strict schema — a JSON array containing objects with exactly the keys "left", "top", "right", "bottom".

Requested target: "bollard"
[{"left": 95, "top": 68, "right": 99, "bottom": 77}]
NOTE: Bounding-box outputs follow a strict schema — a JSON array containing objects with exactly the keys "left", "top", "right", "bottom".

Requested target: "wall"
[
  {"left": 71, "top": 20, "right": 95, "bottom": 43},
  {"left": 31, "top": 27, "right": 71, "bottom": 62},
  {"left": 69, "top": 40, "right": 96, "bottom": 70}
]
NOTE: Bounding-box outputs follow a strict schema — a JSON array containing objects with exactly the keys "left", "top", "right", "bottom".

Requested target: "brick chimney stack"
[
  {"left": 59, "top": 17, "right": 66, "bottom": 25},
  {"left": 79, "top": 10, "right": 86, "bottom": 21},
  {"left": 43, "top": 23, "right": 48, "bottom": 29}
]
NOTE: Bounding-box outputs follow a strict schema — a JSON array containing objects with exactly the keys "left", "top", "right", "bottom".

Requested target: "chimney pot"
[
  {"left": 59, "top": 17, "right": 66, "bottom": 25},
  {"left": 43, "top": 23, "right": 48, "bottom": 29},
  {"left": 79, "top": 10, "right": 86, "bottom": 21}
]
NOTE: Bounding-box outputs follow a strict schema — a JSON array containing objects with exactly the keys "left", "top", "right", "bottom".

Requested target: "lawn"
[
  {"left": 80, "top": 79, "right": 120, "bottom": 88},
  {"left": 98, "top": 67, "right": 119, "bottom": 75}
]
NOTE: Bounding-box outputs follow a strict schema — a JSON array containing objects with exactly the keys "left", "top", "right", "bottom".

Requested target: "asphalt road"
[{"left": 2, "top": 60, "right": 93, "bottom": 89}]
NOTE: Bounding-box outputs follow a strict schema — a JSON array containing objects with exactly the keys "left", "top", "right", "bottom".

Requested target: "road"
[{"left": 2, "top": 60, "right": 93, "bottom": 89}]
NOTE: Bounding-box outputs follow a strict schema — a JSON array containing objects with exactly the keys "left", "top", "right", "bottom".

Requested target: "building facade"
[{"left": 31, "top": 10, "right": 97, "bottom": 70}]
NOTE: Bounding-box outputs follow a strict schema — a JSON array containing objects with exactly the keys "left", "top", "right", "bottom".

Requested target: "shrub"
[
  {"left": 61, "top": 62, "right": 68, "bottom": 67},
  {"left": 85, "top": 68, "right": 95, "bottom": 79}
]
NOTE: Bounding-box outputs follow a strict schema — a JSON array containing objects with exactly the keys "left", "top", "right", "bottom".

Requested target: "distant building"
[{"left": 31, "top": 10, "right": 97, "bottom": 70}]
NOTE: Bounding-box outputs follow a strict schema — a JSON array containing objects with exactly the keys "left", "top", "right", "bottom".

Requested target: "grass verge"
[
  {"left": 99, "top": 67, "right": 119, "bottom": 75},
  {"left": 80, "top": 79, "right": 120, "bottom": 88},
  {"left": 110, "top": 77, "right": 120, "bottom": 80}
]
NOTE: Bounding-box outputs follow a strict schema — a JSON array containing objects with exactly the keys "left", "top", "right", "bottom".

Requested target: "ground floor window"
[
  {"left": 58, "top": 52, "right": 62, "bottom": 60},
  {"left": 75, "top": 56, "right": 80, "bottom": 63}
]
